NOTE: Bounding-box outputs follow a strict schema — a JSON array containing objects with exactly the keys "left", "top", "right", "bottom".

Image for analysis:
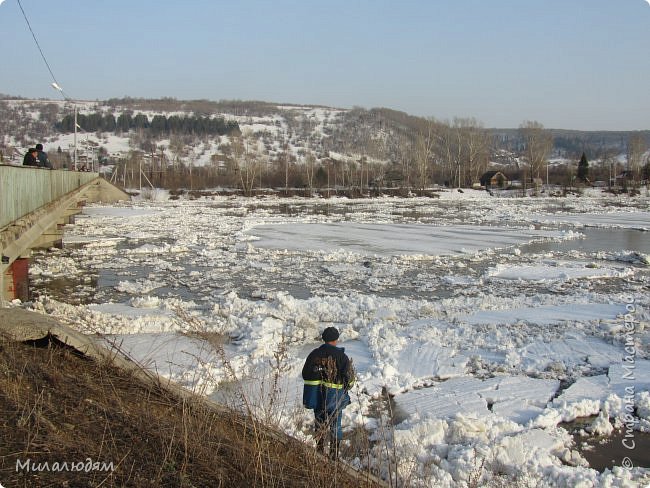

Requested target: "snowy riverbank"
[{"left": 26, "top": 189, "right": 650, "bottom": 486}]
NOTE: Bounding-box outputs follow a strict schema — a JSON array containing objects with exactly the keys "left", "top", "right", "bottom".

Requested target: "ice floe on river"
[
  {"left": 24, "top": 190, "right": 650, "bottom": 486},
  {"left": 530, "top": 211, "right": 650, "bottom": 231},
  {"left": 245, "top": 222, "right": 580, "bottom": 256}
]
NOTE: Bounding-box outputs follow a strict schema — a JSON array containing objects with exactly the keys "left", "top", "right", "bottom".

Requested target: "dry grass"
[{"left": 0, "top": 332, "right": 377, "bottom": 487}]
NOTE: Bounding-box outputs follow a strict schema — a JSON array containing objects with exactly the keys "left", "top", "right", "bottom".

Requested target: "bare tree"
[
  {"left": 429, "top": 118, "right": 491, "bottom": 188},
  {"left": 369, "top": 161, "right": 386, "bottom": 193},
  {"left": 344, "top": 160, "right": 357, "bottom": 192},
  {"left": 439, "top": 121, "right": 463, "bottom": 188},
  {"left": 627, "top": 133, "right": 646, "bottom": 182},
  {"left": 332, "top": 159, "right": 345, "bottom": 191},
  {"left": 169, "top": 134, "right": 187, "bottom": 177},
  {"left": 519, "top": 120, "right": 553, "bottom": 183},
  {"left": 304, "top": 149, "right": 316, "bottom": 193},
  {"left": 396, "top": 133, "right": 413, "bottom": 191},
  {"left": 232, "top": 130, "right": 259, "bottom": 196},
  {"left": 458, "top": 118, "right": 491, "bottom": 187},
  {"left": 592, "top": 148, "right": 619, "bottom": 188},
  {"left": 413, "top": 119, "right": 437, "bottom": 190}
]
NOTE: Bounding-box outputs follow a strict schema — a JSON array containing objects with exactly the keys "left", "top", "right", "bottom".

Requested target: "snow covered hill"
[{"left": 1, "top": 96, "right": 646, "bottom": 191}]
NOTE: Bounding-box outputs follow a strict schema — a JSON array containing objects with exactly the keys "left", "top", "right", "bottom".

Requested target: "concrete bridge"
[{"left": 0, "top": 165, "right": 129, "bottom": 302}]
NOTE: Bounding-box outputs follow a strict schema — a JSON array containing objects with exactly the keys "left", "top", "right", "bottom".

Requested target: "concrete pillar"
[
  {"left": 32, "top": 225, "right": 64, "bottom": 249},
  {"left": 3, "top": 258, "right": 30, "bottom": 302}
]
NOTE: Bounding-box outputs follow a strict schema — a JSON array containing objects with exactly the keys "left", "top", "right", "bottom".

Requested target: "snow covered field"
[{"left": 28, "top": 189, "right": 650, "bottom": 486}]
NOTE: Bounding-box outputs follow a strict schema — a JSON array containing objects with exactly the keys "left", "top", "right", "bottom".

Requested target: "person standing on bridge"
[
  {"left": 35, "top": 144, "right": 52, "bottom": 169},
  {"left": 302, "top": 326, "right": 355, "bottom": 459},
  {"left": 22, "top": 148, "right": 38, "bottom": 166}
]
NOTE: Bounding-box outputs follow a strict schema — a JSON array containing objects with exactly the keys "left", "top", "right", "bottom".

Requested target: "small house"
[{"left": 479, "top": 171, "right": 509, "bottom": 189}]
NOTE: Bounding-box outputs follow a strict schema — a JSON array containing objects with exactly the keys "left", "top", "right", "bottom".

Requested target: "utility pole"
[
  {"left": 52, "top": 83, "right": 78, "bottom": 171},
  {"left": 73, "top": 104, "right": 78, "bottom": 170},
  {"left": 284, "top": 142, "right": 289, "bottom": 195},
  {"left": 52, "top": 82, "right": 79, "bottom": 171},
  {"left": 327, "top": 162, "right": 330, "bottom": 198}
]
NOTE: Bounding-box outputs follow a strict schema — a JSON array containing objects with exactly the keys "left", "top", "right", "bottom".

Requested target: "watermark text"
[
  {"left": 16, "top": 457, "right": 114, "bottom": 473},
  {"left": 620, "top": 295, "right": 638, "bottom": 469}
]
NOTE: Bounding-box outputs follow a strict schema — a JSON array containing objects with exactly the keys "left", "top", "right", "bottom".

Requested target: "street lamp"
[{"left": 51, "top": 82, "right": 78, "bottom": 171}]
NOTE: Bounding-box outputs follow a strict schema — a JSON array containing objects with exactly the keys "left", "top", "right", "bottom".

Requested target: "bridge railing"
[{"left": 0, "top": 165, "right": 98, "bottom": 229}]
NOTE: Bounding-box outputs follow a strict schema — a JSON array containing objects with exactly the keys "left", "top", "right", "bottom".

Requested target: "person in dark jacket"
[
  {"left": 23, "top": 148, "right": 39, "bottom": 166},
  {"left": 35, "top": 143, "right": 52, "bottom": 169},
  {"left": 302, "top": 326, "right": 355, "bottom": 459}
]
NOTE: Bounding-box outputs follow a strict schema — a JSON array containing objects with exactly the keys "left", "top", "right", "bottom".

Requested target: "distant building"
[
  {"left": 616, "top": 170, "right": 634, "bottom": 181},
  {"left": 479, "top": 171, "right": 509, "bottom": 189}
]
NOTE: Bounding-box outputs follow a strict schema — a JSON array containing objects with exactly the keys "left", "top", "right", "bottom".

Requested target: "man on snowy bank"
[{"left": 302, "top": 327, "right": 355, "bottom": 459}]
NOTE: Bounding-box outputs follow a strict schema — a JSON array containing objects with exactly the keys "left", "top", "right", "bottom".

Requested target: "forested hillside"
[{"left": 1, "top": 95, "right": 648, "bottom": 192}]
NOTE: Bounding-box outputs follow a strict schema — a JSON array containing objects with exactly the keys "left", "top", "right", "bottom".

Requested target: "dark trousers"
[
  {"left": 314, "top": 407, "right": 343, "bottom": 458},
  {"left": 314, "top": 407, "right": 343, "bottom": 441}
]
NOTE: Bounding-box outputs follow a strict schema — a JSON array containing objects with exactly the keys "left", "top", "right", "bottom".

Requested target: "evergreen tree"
[
  {"left": 133, "top": 113, "right": 149, "bottom": 129},
  {"left": 577, "top": 152, "right": 589, "bottom": 182},
  {"left": 150, "top": 115, "right": 168, "bottom": 135},
  {"left": 103, "top": 114, "right": 117, "bottom": 132},
  {"left": 116, "top": 112, "right": 133, "bottom": 132}
]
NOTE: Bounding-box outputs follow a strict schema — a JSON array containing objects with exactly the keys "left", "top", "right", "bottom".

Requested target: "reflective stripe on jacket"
[
  {"left": 302, "top": 343, "right": 354, "bottom": 411},
  {"left": 303, "top": 381, "right": 350, "bottom": 411}
]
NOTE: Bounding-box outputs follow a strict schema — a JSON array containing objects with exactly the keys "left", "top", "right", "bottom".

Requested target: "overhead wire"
[
  {"left": 16, "top": 0, "right": 88, "bottom": 169},
  {"left": 16, "top": 0, "right": 67, "bottom": 98}
]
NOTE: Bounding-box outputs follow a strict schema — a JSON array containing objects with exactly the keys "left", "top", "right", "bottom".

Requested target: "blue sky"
[{"left": 1, "top": 0, "right": 648, "bottom": 130}]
